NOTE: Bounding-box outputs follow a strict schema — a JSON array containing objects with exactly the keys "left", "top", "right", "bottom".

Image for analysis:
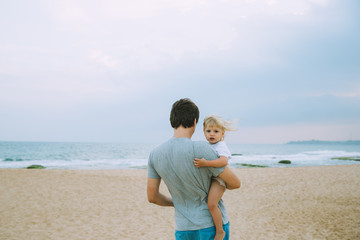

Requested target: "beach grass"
[
  {"left": 331, "top": 156, "right": 360, "bottom": 161},
  {"left": 234, "top": 163, "right": 268, "bottom": 168},
  {"left": 26, "top": 165, "right": 46, "bottom": 169}
]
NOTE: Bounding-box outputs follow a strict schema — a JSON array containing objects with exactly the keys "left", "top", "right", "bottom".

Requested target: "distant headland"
[{"left": 286, "top": 140, "right": 360, "bottom": 145}]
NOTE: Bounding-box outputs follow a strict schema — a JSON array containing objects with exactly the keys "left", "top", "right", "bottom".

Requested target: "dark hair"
[{"left": 170, "top": 98, "right": 199, "bottom": 129}]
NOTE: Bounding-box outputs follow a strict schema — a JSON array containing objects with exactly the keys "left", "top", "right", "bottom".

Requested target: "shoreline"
[
  {"left": 2, "top": 159, "right": 360, "bottom": 170},
  {"left": 1, "top": 165, "right": 359, "bottom": 239}
]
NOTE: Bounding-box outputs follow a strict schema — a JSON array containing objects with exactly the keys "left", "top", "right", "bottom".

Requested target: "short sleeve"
[
  {"left": 147, "top": 152, "right": 161, "bottom": 179},
  {"left": 214, "top": 141, "right": 232, "bottom": 159}
]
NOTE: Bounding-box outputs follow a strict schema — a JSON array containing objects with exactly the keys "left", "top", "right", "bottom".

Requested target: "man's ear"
[{"left": 193, "top": 119, "right": 197, "bottom": 127}]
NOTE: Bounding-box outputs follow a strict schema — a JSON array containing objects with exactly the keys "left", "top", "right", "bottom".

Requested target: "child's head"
[{"left": 203, "top": 115, "right": 234, "bottom": 144}]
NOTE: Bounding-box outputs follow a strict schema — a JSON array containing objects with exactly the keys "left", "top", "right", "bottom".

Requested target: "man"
[{"left": 147, "top": 98, "right": 240, "bottom": 240}]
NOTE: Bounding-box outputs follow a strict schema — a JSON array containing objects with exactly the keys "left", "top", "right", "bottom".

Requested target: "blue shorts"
[{"left": 175, "top": 222, "right": 230, "bottom": 240}]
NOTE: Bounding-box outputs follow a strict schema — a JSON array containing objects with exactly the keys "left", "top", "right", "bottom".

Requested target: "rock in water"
[{"left": 278, "top": 160, "right": 291, "bottom": 164}]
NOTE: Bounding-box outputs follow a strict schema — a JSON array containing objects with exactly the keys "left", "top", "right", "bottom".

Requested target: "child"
[{"left": 194, "top": 115, "right": 234, "bottom": 240}]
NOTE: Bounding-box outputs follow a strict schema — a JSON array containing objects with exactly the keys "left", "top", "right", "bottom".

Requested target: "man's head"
[{"left": 170, "top": 98, "right": 199, "bottom": 129}]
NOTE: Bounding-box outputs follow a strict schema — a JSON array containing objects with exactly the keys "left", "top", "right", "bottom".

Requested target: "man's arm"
[
  {"left": 218, "top": 167, "right": 241, "bottom": 190},
  {"left": 147, "top": 178, "right": 174, "bottom": 206}
]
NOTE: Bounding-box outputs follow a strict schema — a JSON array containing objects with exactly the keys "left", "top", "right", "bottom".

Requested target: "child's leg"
[{"left": 208, "top": 179, "right": 226, "bottom": 240}]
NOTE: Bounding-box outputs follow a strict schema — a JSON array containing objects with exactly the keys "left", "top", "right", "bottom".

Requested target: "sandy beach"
[{"left": 1, "top": 165, "right": 359, "bottom": 240}]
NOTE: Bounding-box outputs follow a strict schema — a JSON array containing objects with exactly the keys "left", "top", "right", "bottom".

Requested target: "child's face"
[{"left": 204, "top": 125, "right": 225, "bottom": 144}]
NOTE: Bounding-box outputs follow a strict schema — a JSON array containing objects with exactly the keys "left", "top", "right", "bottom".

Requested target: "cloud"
[
  {"left": 90, "top": 50, "right": 118, "bottom": 69},
  {"left": 332, "top": 91, "right": 360, "bottom": 98},
  {"left": 57, "top": 0, "right": 88, "bottom": 22},
  {"left": 0, "top": 0, "right": 359, "bottom": 143},
  {"left": 224, "top": 123, "right": 360, "bottom": 144},
  {"left": 0, "top": 0, "right": 341, "bottom": 79},
  {"left": 34, "top": 0, "right": 332, "bottom": 73},
  {"left": 331, "top": 82, "right": 360, "bottom": 98}
]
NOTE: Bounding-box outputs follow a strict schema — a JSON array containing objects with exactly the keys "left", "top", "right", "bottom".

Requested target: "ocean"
[{"left": 0, "top": 141, "right": 359, "bottom": 169}]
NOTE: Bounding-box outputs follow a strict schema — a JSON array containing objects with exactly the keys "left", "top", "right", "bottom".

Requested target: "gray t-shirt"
[{"left": 148, "top": 137, "right": 229, "bottom": 231}]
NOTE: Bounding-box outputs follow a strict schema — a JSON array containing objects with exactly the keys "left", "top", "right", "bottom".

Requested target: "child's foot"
[{"left": 214, "top": 231, "right": 225, "bottom": 240}]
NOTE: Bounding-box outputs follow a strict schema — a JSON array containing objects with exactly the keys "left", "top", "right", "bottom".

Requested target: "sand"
[{"left": 0, "top": 165, "right": 359, "bottom": 240}]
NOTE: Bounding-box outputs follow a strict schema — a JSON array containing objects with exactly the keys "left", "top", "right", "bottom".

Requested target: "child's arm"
[{"left": 194, "top": 156, "right": 228, "bottom": 168}]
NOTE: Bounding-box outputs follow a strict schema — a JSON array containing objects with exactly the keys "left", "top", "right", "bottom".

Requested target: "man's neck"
[{"left": 173, "top": 125, "right": 195, "bottom": 139}]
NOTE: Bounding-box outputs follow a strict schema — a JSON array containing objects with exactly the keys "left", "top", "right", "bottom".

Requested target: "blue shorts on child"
[{"left": 175, "top": 222, "right": 229, "bottom": 240}]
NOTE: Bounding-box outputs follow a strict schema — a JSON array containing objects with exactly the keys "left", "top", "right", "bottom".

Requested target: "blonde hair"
[{"left": 203, "top": 115, "right": 235, "bottom": 132}]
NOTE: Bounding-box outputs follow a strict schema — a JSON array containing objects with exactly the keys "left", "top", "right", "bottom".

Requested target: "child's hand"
[{"left": 194, "top": 158, "right": 208, "bottom": 168}]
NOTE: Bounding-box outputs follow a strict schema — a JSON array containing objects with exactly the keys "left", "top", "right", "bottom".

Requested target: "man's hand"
[{"left": 194, "top": 158, "right": 208, "bottom": 168}]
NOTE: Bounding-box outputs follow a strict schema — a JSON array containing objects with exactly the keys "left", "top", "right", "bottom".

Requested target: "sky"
[{"left": 0, "top": 0, "right": 359, "bottom": 144}]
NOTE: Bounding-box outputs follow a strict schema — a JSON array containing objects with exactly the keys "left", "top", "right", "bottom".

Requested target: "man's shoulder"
[
  {"left": 150, "top": 139, "right": 171, "bottom": 155},
  {"left": 193, "top": 141, "right": 218, "bottom": 159},
  {"left": 193, "top": 140, "right": 210, "bottom": 148},
  {"left": 150, "top": 138, "right": 193, "bottom": 155}
]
